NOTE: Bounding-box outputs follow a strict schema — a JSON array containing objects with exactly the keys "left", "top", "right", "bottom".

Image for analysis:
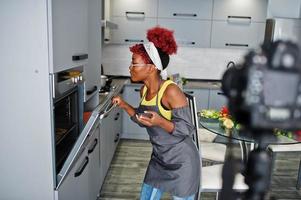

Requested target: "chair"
[
  {"left": 184, "top": 93, "right": 248, "bottom": 199},
  {"left": 184, "top": 92, "right": 227, "bottom": 163},
  {"left": 198, "top": 128, "right": 227, "bottom": 163},
  {"left": 268, "top": 143, "right": 301, "bottom": 189}
]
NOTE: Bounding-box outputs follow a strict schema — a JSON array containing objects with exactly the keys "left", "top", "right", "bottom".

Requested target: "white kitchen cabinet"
[
  {"left": 99, "top": 120, "right": 108, "bottom": 187},
  {"left": 52, "top": 0, "right": 89, "bottom": 73},
  {"left": 111, "top": 0, "right": 158, "bottom": 18},
  {"left": 158, "top": 18, "right": 211, "bottom": 47},
  {"left": 208, "top": 89, "right": 227, "bottom": 110},
  {"left": 110, "top": 16, "right": 157, "bottom": 44},
  {"left": 268, "top": 0, "right": 301, "bottom": 18},
  {"left": 87, "top": 125, "right": 101, "bottom": 200},
  {"left": 211, "top": 21, "right": 266, "bottom": 49},
  {"left": 85, "top": 0, "right": 102, "bottom": 92},
  {"left": 122, "top": 84, "right": 149, "bottom": 140},
  {"left": 158, "top": 0, "right": 213, "bottom": 20},
  {"left": 99, "top": 111, "right": 114, "bottom": 180},
  {"left": 57, "top": 148, "right": 90, "bottom": 200},
  {"left": 112, "top": 107, "right": 122, "bottom": 150},
  {"left": 213, "top": 0, "right": 268, "bottom": 22},
  {"left": 184, "top": 88, "right": 210, "bottom": 111},
  {"left": 57, "top": 121, "right": 101, "bottom": 200}
]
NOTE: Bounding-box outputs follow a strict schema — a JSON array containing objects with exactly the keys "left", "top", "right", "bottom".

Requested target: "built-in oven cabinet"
[
  {"left": 56, "top": 122, "right": 100, "bottom": 200},
  {"left": 51, "top": 0, "right": 89, "bottom": 73}
]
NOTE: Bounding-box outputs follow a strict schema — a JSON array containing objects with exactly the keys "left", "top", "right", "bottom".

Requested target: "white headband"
[{"left": 143, "top": 42, "right": 167, "bottom": 79}]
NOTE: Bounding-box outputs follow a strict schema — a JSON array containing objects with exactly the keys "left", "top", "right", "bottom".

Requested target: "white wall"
[
  {"left": 0, "top": 1, "right": 55, "bottom": 199},
  {"left": 267, "top": 0, "right": 301, "bottom": 18},
  {"left": 102, "top": 44, "right": 247, "bottom": 80}
]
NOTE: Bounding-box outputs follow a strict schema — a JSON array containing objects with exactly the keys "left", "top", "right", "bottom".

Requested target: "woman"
[{"left": 112, "top": 27, "right": 200, "bottom": 200}]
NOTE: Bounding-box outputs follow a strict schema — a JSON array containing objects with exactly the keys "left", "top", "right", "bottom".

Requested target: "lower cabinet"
[
  {"left": 208, "top": 88, "right": 227, "bottom": 110},
  {"left": 99, "top": 105, "right": 123, "bottom": 189},
  {"left": 87, "top": 125, "right": 101, "bottom": 199},
  {"left": 183, "top": 87, "right": 227, "bottom": 111},
  {"left": 122, "top": 84, "right": 149, "bottom": 140},
  {"left": 183, "top": 88, "right": 209, "bottom": 111},
  {"left": 57, "top": 122, "right": 100, "bottom": 200}
]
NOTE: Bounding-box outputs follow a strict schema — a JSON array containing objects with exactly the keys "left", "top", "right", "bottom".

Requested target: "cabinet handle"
[
  {"left": 227, "top": 16, "right": 251, "bottom": 24},
  {"left": 114, "top": 133, "right": 120, "bottom": 143},
  {"left": 228, "top": 16, "right": 251, "bottom": 20},
  {"left": 225, "top": 43, "right": 249, "bottom": 47},
  {"left": 74, "top": 157, "right": 89, "bottom": 177},
  {"left": 178, "top": 41, "right": 196, "bottom": 45},
  {"left": 134, "top": 88, "right": 140, "bottom": 92},
  {"left": 86, "top": 85, "right": 97, "bottom": 95},
  {"left": 173, "top": 13, "right": 197, "bottom": 17},
  {"left": 217, "top": 92, "right": 225, "bottom": 96},
  {"left": 114, "top": 112, "right": 120, "bottom": 121},
  {"left": 104, "top": 38, "right": 110, "bottom": 42},
  {"left": 72, "top": 54, "right": 88, "bottom": 61},
  {"left": 125, "top": 39, "right": 144, "bottom": 43},
  {"left": 126, "top": 11, "right": 145, "bottom": 16},
  {"left": 88, "top": 138, "right": 98, "bottom": 154},
  {"left": 185, "top": 91, "right": 194, "bottom": 94}
]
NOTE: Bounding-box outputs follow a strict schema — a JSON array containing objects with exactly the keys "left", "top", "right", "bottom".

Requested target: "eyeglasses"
[{"left": 129, "top": 63, "right": 152, "bottom": 68}]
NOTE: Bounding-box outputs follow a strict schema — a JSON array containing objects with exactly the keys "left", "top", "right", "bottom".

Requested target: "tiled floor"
[{"left": 98, "top": 139, "right": 301, "bottom": 200}]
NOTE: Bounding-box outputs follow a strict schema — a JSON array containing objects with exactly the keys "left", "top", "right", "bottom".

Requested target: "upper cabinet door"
[
  {"left": 158, "top": 18, "right": 211, "bottom": 48},
  {"left": 111, "top": 0, "right": 158, "bottom": 18},
  {"left": 211, "top": 21, "right": 266, "bottom": 49},
  {"left": 110, "top": 17, "right": 157, "bottom": 44},
  {"left": 52, "top": 0, "right": 89, "bottom": 73},
  {"left": 213, "top": 0, "right": 268, "bottom": 22},
  {"left": 158, "top": 0, "right": 213, "bottom": 20}
]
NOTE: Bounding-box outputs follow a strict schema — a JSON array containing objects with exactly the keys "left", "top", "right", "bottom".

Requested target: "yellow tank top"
[{"left": 140, "top": 80, "right": 175, "bottom": 120}]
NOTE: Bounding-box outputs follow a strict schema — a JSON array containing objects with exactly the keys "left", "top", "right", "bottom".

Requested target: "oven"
[{"left": 52, "top": 66, "right": 84, "bottom": 175}]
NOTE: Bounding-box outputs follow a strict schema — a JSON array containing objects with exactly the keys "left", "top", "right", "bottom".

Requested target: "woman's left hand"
[{"left": 136, "top": 111, "right": 162, "bottom": 127}]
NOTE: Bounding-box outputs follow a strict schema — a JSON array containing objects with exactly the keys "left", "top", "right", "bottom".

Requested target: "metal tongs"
[{"left": 99, "top": 101, "right": 117, "bottom": 119}]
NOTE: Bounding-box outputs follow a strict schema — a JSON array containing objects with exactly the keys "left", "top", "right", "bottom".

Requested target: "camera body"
[{"left": 222, "top": 41, "right": 301, "bottom": 130}]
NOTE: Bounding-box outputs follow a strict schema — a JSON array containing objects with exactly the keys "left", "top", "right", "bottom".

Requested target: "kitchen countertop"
[
  {"left": 94, "top": 77, "right": 222, "bottom": 114},
  {"left": 96, "top": 78, "right": 130, "bottom": 114},
  {"left": 120, "top": 77, "right": 222, "bottom": 90},
  {"left": 184, "top": 79, "right": 221, "bottom": 89}
]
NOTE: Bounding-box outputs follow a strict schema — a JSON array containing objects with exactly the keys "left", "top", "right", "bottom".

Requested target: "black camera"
[{"left": 222, "top": 41, "right": 301, "bottom": 131}]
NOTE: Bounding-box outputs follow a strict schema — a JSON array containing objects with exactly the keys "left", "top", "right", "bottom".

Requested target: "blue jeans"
[{"left": 140, "top": 183, "right": 196, "bottom": 200}]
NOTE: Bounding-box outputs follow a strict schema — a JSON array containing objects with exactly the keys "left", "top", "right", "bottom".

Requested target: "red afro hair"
[
  {"left": 129, "top": 44, "right": 153, "bottom": 64},
  {"left": 147, "top": 26, "right": 177, "bottom": 55}
]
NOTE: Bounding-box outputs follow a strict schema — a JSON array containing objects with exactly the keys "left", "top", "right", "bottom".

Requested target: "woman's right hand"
[{"left": 112, "top": 96, "right": 126, "bottom": 108}]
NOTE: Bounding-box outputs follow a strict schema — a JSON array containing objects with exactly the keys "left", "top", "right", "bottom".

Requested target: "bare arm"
[
  {"left": 112, "top": 85, "right": 145, "bottom": 117},
  {"left": 158, "top": 84, "right": 187, "bottom": 132}
]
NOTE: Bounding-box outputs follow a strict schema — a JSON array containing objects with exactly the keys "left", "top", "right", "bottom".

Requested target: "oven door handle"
[{"left": 99, "top": 102, "right": 117, "bottom": 119}]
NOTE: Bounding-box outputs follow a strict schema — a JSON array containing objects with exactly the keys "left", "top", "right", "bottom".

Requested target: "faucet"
[{"left": 226, "top": 61, "right": 235, "bottom": 69}]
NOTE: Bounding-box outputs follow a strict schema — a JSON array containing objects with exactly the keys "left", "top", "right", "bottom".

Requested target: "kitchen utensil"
[{"left": 100, "top": 75, "right": 108, "bottom": 88}]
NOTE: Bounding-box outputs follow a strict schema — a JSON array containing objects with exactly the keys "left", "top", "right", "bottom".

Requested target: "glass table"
[{"left": 199, "top": 117, "right": 301, "bottom": 162}]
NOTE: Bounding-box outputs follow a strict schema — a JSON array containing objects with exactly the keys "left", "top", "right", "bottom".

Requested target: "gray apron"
[{"left": 132, "top": 89, "right": 200, "bottom": 197}]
